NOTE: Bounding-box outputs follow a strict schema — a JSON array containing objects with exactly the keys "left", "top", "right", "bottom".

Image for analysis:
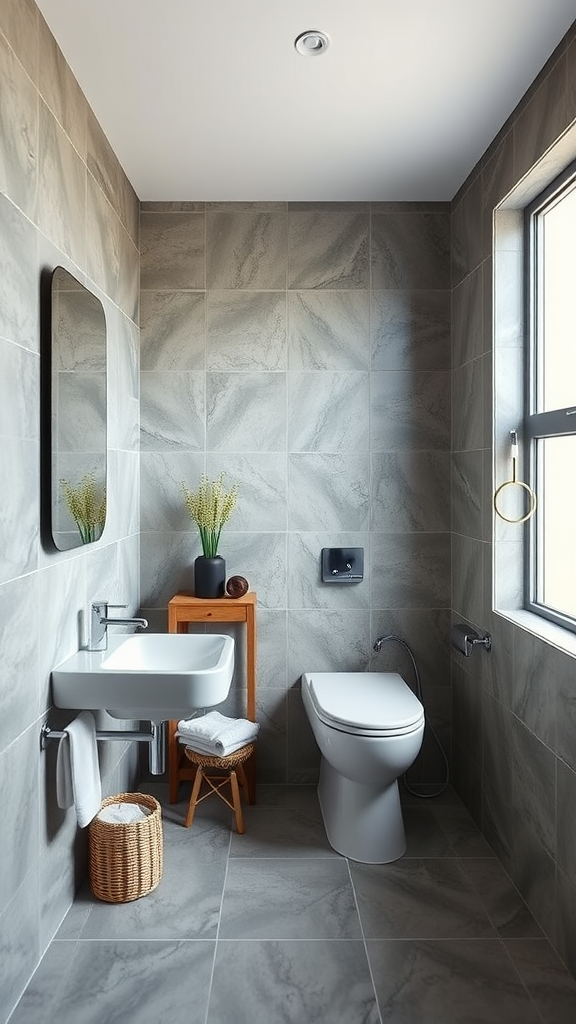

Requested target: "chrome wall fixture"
[{"left": 451, "top": 624, "right": 492, "bottom": 658}]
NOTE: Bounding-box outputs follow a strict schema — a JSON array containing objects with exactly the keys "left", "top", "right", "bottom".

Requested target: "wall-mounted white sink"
[{"left": 51, "top": 633, "right": 235, "bottom": 721}]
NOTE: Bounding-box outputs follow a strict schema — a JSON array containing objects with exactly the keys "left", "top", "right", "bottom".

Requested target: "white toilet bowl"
[{"left": 301, "top": 671, "right": 424, "bottom": 863}]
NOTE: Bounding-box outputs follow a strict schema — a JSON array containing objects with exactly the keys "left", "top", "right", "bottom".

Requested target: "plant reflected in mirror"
[{"left": 60, "top": 472, "right": 106, "bottom": 544}]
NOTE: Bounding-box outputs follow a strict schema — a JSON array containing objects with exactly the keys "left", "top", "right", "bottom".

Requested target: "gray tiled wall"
[
  {"left": 0, "top": 4, "right": 141, "bottom": 1021},
  {"left": 139, "top": 200, "right": 453, "bottom": 785},
  {"left": 450, "top": 20, "right": 576, "bottom": 978}
]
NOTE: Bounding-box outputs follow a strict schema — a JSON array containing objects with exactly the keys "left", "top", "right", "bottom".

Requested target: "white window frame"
[{"left": 524, "top": 159, "right": 576, "bottom": 634}]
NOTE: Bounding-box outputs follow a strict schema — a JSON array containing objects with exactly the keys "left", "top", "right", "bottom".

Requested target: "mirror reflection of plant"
[
  {"left": 60, "top": 472, "right": 106, "bottom": 544},
  {"left": 182, "top": 473, "right": 237, "bottom": 558}
]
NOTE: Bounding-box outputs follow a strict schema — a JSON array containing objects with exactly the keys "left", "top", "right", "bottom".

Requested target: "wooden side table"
[{"left": 167, "top": 591, "right": 257, "bottom": 804}]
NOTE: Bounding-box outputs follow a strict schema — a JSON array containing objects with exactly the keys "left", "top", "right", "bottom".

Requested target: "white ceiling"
[{"left": 36, "top": 0, "right": 576, "bottom": 202}]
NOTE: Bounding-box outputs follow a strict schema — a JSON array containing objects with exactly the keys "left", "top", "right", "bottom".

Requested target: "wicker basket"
[{"left": 89, "top": 793, "right": 163, "bottom": 903}]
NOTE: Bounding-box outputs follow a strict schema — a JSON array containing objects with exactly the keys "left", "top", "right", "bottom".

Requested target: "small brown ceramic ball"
[{"left": 226, "top": 575, "right": 249, "bottom": 598}]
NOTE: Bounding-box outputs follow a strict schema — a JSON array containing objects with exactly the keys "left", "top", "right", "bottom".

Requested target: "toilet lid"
[{"left": 307, "top": 672, "right": 424, "bottom": 732}]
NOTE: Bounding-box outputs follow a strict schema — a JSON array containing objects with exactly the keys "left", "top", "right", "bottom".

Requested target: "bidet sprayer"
[{"left": 373, "top": 634, "right": 400, "bottom": 653}]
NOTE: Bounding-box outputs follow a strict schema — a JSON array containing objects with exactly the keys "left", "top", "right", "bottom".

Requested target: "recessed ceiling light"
[{"left": 295, "top": 30, "right": 330, "bottom": 57}]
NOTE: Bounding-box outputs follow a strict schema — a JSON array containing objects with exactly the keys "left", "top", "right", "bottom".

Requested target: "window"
[{"left": 525, "top": 161, "right": 576, "bottom": 632}]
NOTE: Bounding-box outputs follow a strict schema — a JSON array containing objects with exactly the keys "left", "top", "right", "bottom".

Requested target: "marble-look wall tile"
[
  {"left": 108, "top": 306, "right": 139, "bottom": 452},
  {"left": 481, "top": 695, "right": 515, "bottom": 868},
  {"left": 140, "top": 210, "right": 205, "bottom": 290},
  {"left": 288, "top": 532, "right": 370, "bottom": 611},
  {"left": 207, "top": 291, "right": 286, "bottom": 370},
  {"left": 288, "top": 453, "right": 370, "bottom": 531},
  {"left": 371, "top": 289, "right": 451, "bottom": 371},
  {"left": 0, "top": 575, "right": 39, "bottom": 750},
  {"left": 482, "top": 132, "right": 515, "bottom": 256},
  {"left": 288, "top": 371, "right": 369, "bottom": 452},
  {"left": 37, "top": 557, "right": 88, "bottom": 708},
  {"left": 206, "top": 371, "right": 286, "bottom": 451},
  {"left": 0, "top": 17, "right": 140, "bottom": 1016},
  {"left": 511, "top": 716, "right": 556, "bottom": 860},
  {"left": 557, "top": 870, "right": 576, "bottom": 979},
  {"left": 452, "top": 450, "right": 483, "bottom": 541},
  {"left": 0, "top": 726, "right": 39, "bottom": 916},
  {"left": 557, "top": 758, "right": 576, "bottom": 889},
  {"left": 514, "top": 53, "right": 568, "bottom": 185},
  {"left": 140, "top": 371, "right": 205, "bottom": 451},
  {"left": 220, "top": 532, "right": 287, "bottom": 611},
  {"left": 255, "top": 688, "right": 288, "bottom": 783},
  {"left": 371, "top": 211, "right": 450, "bottom": 289},
  {"left": 0, "top": 872, "right": 40, "bottom": 1023},
  {"left": 555, "top": 647, "right": 576, "bottom": 773},
  {"left": 452, "top": 662, "right": 483, "bottom": 765},
  {"left": 452, "top": 266, "right": 484, "bottom": 368},
  {"left": 0, "top": 338, "right": 39, "bottom": 438},
  {"left": 38, "top": 22, "right": 85, "bottom": 159},
  {"left": 140, "top": 531, "right": 195, "bottom": 608},
  {"left": 287, "top": 609, "right": 372, "bottom": 680},
  {"left": 370, "top": 609, "right": 451, "bottom": 688},
  {"left": 451, "top": 533, "right": 485, "bottom": 628},
  {"left": 256, "top": 609, "right": 288, "bottom": 689},
  {"left": 141, "top": 291, "right": 205, "bottom": 371},
  {"left": 37, "top": 101, "right": 85, "bottom": 268},
  {"left": 371, "top": 533, "right": 451, "bottom": 609},
  {"left": 451, "top": 171, "right": 484, "bottom": 285},
  {"left": 370, "top": 371, "right": 451, "bottom": 451},
  {"left": 86, "top": 105, "right": 139, "bottom": 243},
  {"left": 0, "top": 32, "right": 38, "bottom": 218},
  {"left": 0, "top": 437, "right": 39, "bottom": 581},
  {"left": 141, "top": 451, "right": 205, "bottom": 532},
  {"left": 86, "top": 174, "right": 139, "bottom": 322},
  {"left": 512, "top": 629, "right": 556, "bottom": 750},
  {"left": 452, "top": 359, "right": 484, "bottom": 452},
  {"left": 0, "top": 192, "right": 40, "bottom": 352},
  {"left": 288, "top": 210, "right": 369, "bottom": 290},
  {"left": 288, "top": 291, "right": 370, "bottom": 370},
  {"left": 371, "top": 451, "right": 451, "bottom": 531},
  {"left": 207, "top": 453, "right": 287, "bottom": 532},
  {"left": 207, "top": 211, "right": 287, "bottom": 289},
  {"left": 0, "top": 0, "right": 38, "bottom": 80},
  {"left": 287, "top": 686, "right": 321, "bottom": 781},
  {"left": 104, "top": 449, "right": 140, "bottom": 542}
]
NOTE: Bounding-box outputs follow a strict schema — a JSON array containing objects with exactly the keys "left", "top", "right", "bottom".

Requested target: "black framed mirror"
[{"left": 44, "top": 267, "right": 107, "bottom": 550}]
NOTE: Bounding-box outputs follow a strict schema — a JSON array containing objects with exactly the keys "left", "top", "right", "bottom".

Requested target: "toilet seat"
[{"left": 306, "top": 672, "right": 424, "bottom": 737}]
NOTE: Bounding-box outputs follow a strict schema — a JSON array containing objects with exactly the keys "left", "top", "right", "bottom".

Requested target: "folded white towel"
[
  {"left": 56, "top": 711, "right": 102, "bottom": 828},
  {"left": 182, "top": 736, "right": 256, "bottom": 758},
  {"left": 177, "top": 711, "right": 259, "bottom": 757}
]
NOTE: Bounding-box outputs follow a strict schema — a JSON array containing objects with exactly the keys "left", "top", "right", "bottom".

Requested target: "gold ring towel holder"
[{"left": 493, "top": 429, "right": 537, "bottom": 524}]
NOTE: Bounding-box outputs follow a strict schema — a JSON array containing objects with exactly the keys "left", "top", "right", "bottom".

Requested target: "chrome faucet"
[{"left": 88, "top": 601, "right": 148, "bottom": 651}]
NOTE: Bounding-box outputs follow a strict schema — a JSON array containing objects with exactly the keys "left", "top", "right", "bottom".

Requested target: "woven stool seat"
[{"left": 183, "top": 742, "right": 255, "bottom": 833}]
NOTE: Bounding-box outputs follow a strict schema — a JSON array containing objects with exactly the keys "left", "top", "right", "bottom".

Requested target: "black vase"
[{"left": 194, "top": 555, "right": 226, "bottom": 598}]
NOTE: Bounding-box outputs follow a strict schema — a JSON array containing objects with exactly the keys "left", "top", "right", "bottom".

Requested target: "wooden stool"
[{"left": 183, "top": 743, "right": 256, "bottom": 833}]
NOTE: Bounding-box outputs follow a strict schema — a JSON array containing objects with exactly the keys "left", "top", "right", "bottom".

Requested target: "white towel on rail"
[
  {"left": 56, "top": 711, "right": 102, "bottom": 828},
  {"left": 176, "top": 711, "right": 259, "bottom": 756}
]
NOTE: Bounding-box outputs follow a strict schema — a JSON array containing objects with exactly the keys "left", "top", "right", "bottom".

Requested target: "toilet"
[{"left": 301, "top": 672, "right": 425, "bottom": 864}]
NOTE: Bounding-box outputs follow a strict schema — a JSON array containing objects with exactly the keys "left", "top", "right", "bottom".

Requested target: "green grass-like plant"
[
  {"left": 182, "top": 473, "right": 237, "bottom": 558},
  {"left": 60, "top": 472, "right": 106, "bottom": 544}
]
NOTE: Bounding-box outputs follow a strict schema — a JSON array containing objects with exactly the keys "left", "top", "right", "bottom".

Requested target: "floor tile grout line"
[
  {"left": 497, "top": 935, "right": 549, "bottom": 1024},
  {"left": 203, "top": 828, "right": 234, "bottom": 1024},
  {"left": 345, "top": 857, "right": 385, "bottom": 1024}
]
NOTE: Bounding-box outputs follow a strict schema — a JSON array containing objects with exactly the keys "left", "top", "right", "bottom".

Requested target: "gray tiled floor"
[{"left": 11, "top": 784, "right": 576, "bottom": 1024}]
